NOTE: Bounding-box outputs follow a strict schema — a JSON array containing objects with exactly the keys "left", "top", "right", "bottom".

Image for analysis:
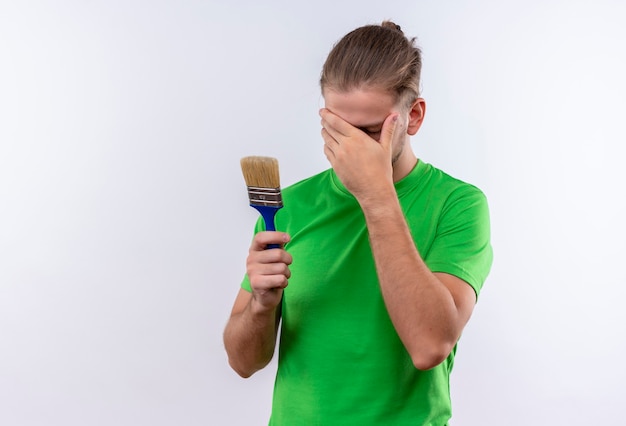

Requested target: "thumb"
[{"left": 380, "top": 113, "right": 399, "bottom": 151}]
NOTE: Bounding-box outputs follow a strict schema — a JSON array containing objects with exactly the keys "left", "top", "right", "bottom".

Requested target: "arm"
[
  {"left": 320, "top": 108, "right": 476, "bottom": 370},
  {"left": 359, "top": 193, "right": 476, "bottom": 370},
  {"left": 223, "top": 231, "right": 292, "bottom": 378}
]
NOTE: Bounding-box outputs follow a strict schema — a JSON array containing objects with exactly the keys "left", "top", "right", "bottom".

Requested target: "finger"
[
  {"left": 247, "top": 252, "right": 292, "bottom": 293},
  {"left": 320, "top": 118, "right": 343, "bottom": 143},
  {"left": 250, "top": 232, "right": 290, "bottom": 251},
  {"left": 248, "top": 269, "right": 290, "bottom": 291},
  {"left": 323, "top": 142, "right": 335, "bottom": 165},
  {"left": 380, "top": 113, "right": 399, "bottom": 151},
  {"left": 247, "top": 248, "right": 292, "bottom": 269},
  {"left": 248, "top": 259, "right": 292, "bottom": 290},
  {"left": 321, "top": 127, "right": 340, "bottom": 165},
  {"left": 248, "top": 240, "right": 293, "bottom": 263},
  {"left": 321, "top": 127, "right": 339, "bottom": 148},
  {"left": 249, "top": 260, "right": 292, "bottom": 279},
  {"left": 250, "top": 273, "right": 289, "bottom": 292},
  {"left": 320, "top": 108, "right": 353, "bottom": 138}
]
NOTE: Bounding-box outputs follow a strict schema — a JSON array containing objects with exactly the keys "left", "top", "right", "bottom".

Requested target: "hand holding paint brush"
[{"left": 240, "top": 156, "right": 284, "bottom": 249}]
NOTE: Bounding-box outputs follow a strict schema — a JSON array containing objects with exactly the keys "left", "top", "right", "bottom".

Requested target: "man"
[{"left": 224, "top": 21, "right": 493, "bottom": 425}]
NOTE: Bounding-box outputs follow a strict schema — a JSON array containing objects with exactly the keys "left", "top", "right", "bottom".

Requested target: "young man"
[{"left": 224, "top": 21, "right": 493, "bottom": 425}]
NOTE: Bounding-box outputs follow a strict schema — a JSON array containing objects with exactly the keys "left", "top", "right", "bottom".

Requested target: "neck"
[{"left": 392, "top": 145, "right": 418, "bottom": 183}]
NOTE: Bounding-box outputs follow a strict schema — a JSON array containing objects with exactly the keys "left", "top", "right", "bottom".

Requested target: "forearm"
[
  {"left": 223, "top": 297, "right": 280, "bottom": 378},
  {"left": 360, "top": 193, "right": 464, "bottom": 369}
]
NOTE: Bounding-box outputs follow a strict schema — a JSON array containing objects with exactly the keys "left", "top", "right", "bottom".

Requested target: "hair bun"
[{"left": 381, "top": 20, "right": 402, "bottom": 33}]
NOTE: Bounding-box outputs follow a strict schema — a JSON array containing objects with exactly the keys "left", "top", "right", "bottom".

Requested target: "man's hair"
[{"left": 320, "top": 20, "right": 422, "bottom": 108}]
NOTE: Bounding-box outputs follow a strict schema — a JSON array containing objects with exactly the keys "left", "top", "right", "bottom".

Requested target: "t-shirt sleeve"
[{"left": 424, "top": 185, "right": 493, "bottom": 297}]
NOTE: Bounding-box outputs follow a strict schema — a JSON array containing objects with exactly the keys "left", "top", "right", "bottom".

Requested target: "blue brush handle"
[{"left": 251, "top": 204, "right": 281, "bottom": 249}]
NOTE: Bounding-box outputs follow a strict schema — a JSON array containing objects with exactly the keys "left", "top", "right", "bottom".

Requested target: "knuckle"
[
  {"left": 249, "top": 275, "right": 264, "bottom": 290},
  {"left": 265, "top": 249, "right": 281, "bottom": 262},
  {"left": 277, "top": 276, "right": 289, "bottom": 288}
]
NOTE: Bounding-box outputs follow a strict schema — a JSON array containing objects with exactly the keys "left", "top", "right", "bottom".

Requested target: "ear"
[{"left": 407, "top": 98, "right": 426, "bottom": 136}]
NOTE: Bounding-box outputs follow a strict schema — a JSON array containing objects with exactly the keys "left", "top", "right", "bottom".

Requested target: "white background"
[{"left": 1, "top": 0, "right": 625, "bottom": 425}]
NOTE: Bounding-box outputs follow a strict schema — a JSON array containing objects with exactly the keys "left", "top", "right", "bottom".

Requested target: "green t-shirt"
[{"left": 241, "top": 160, "right": 493, "bottom": 425}]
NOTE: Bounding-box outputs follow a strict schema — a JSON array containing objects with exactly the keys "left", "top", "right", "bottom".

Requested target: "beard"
[{"left": 391, "top": 138, "right": 405, "bottom": 165}]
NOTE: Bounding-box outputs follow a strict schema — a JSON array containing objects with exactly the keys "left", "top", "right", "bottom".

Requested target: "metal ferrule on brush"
[
  {"left": 246, "top": 186, "right": 283, "bottom": 208},
  {"left": 240, "top": 155, "right": 283, "bottom": 244}
]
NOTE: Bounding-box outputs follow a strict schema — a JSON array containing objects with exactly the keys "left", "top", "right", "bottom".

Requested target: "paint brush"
[{"left": 240, "top": 156, "right": 283, "bottom": 249}]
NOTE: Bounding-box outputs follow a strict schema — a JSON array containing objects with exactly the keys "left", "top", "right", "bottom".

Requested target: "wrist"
[
  {"left": 249, "top": 292, "right": 282, "bottom": 317},
  {"left": 357, "top": 187, "right": 398, "bottom": 213}
]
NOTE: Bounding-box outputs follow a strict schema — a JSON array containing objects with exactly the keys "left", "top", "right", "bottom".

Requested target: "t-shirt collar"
[{"left": 329, "top": 159, "right": 428, "bottom": 198}]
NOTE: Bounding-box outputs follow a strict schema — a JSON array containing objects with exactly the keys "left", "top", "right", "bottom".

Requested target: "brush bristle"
[{"left": 240, "top": 156, "right": 281, "bottom": 189}]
